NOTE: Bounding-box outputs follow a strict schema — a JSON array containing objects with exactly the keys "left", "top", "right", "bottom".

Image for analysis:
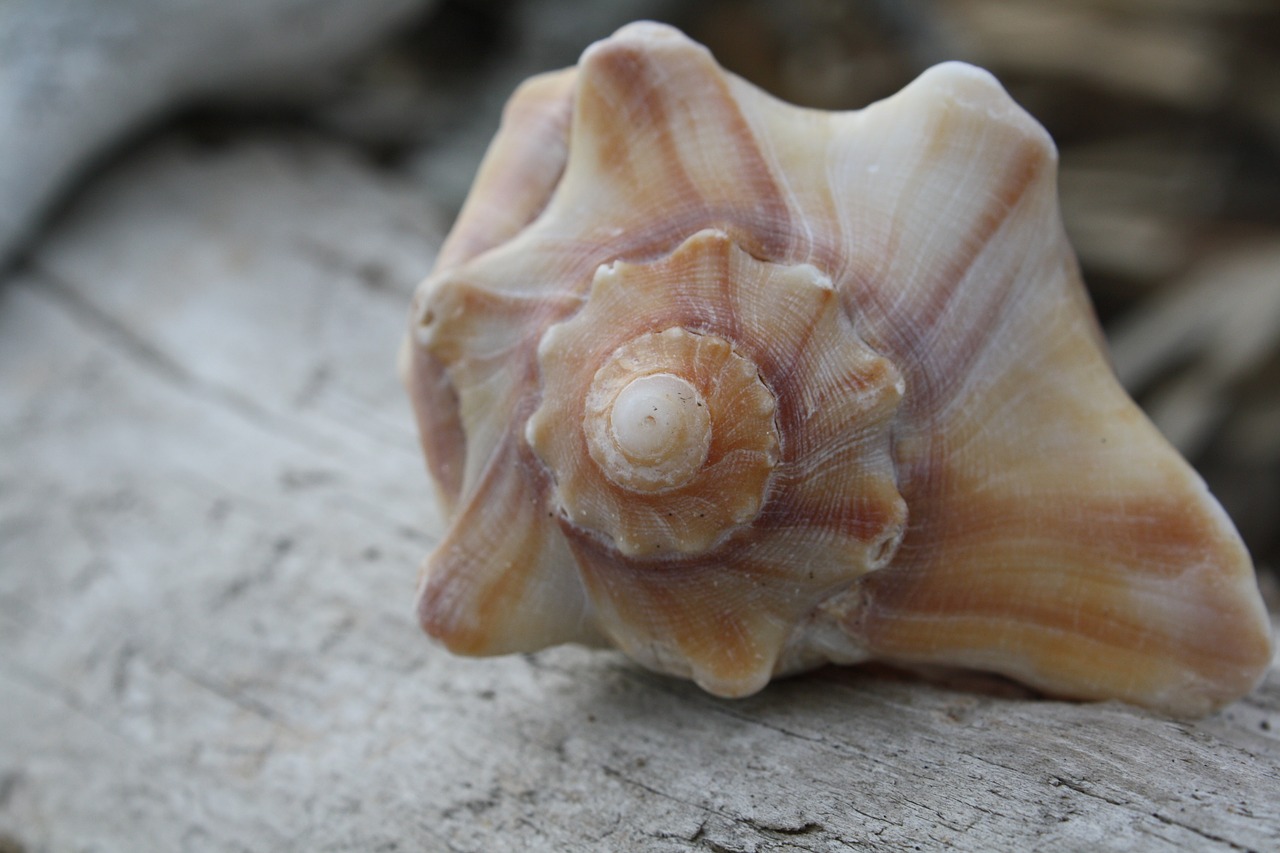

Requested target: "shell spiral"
[
  {"left": 518, "top": 231, "right": 907, "bottom": 694},
  {"left": 405, "top": 22, "right": 1273, "bottom": 714},
  {"left": 527, "top": 231, "right": 903, "bottom": 564}
]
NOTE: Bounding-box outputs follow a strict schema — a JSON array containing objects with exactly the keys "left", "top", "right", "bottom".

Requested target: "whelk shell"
[{"left": 404, "top": 22, "right": 1273, "bottom": 716}]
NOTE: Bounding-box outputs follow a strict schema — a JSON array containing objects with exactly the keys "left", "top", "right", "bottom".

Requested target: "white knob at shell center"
[
  {"left": 610, "top": 373, "right": 704, "bottom": 460},
  {"left": 604, "top": 373, "right": 710, "bottom": 491}
]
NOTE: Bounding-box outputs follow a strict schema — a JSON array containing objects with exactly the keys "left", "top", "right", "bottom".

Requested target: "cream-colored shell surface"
[{"left": 405, "top": 22, "right": 1273, "bottom": 715}]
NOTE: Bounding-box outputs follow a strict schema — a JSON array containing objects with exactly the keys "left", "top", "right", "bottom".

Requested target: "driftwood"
[{"left": 1, "top": 132, "right": 1277, "bottom": 853}]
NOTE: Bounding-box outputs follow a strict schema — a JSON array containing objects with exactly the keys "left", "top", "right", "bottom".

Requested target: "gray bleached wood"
[
  {"left": 0, "top": 0, "right": 433, "bottom": 270},
  {"left": 0, "top": 132, "right": 1277, "bottom": 853}
]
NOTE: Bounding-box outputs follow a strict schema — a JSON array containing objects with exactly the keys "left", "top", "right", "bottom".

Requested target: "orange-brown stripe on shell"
[{"left": 832, "top": 299, "right": 1275, "bottom": 715}]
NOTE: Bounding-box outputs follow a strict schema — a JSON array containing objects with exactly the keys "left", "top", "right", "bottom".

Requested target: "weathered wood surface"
[{"left": 1, "top": 132, "right": 1277, "bottom": 853}]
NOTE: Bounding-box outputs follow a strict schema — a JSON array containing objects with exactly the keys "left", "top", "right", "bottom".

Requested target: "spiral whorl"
[{"left": 532, "top": 322, "right": 779, "bottom": 556}]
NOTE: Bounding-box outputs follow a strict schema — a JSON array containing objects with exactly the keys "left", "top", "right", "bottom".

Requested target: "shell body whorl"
[{"left": 405, "top": 22, "right": 1273, "bottom": 714}]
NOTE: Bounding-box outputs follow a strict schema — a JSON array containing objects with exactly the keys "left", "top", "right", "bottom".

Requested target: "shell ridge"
[
  {"left": 433, "top": 68, "right": 577, "bottom": 271},
  {"left": 554, "top": 26, "right": 798, "bottom": 264},
  {"left": 419, "top": 436, "right": 599, "bottom": 655}
]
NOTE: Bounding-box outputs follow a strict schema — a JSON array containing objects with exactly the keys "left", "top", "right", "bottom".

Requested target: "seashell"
[{"left": 404, "top": 22, "right": 1273, "bottom": 716}]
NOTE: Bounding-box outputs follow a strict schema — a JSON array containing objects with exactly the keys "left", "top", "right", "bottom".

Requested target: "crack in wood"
[
  {"left": 601, "top": 764, "right": 837, "bottom": 852},
  {"left": 1149, "top": 811, "right": 1263, "bottom": 853},
  {"left": 21, "top": 267, "right": 334, "bottom": 458},
  {"left": 0, "top": 658, "right": 135, "bottom": 745},
  {"left": 158, "top": 654, "right": 296, "bottom": 733}
]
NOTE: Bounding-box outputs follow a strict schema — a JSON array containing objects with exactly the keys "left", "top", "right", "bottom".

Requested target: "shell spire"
[{"left": 404, "top": 22, "right": 1273, "bottom": 715}]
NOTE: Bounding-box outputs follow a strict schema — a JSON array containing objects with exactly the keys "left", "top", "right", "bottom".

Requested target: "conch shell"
[{"left": 404, "top": 22, "right": 1273, "bottom": 716}]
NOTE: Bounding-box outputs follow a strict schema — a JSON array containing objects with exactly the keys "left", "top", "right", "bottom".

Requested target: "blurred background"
[{"left": 5, "top": 0, "right": 1279, "bottom": 583}]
